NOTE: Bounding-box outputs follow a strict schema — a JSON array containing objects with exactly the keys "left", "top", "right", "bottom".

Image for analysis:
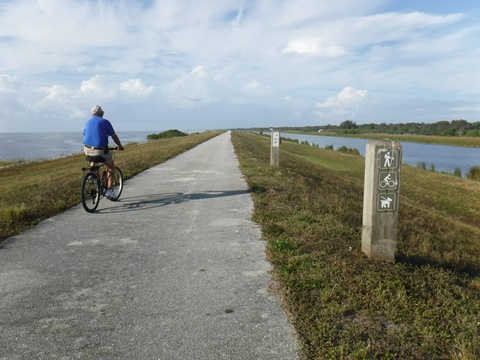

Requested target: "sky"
[{"left": 0, "top": 0, "right": 479, "bottom": 133}]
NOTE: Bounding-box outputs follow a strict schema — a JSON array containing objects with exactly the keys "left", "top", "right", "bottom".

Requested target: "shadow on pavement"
[{"left": 97, "top": 190, "right": 249, "bottom": 214}]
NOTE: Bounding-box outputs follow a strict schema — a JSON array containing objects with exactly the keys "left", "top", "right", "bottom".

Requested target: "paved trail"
[{"left": 0, "top": 131, "right": 298, "bottom": 359}]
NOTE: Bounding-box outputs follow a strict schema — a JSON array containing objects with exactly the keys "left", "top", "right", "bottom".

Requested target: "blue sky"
[{"left": 0, "top": 0, "right": 479, "bottom": 132}]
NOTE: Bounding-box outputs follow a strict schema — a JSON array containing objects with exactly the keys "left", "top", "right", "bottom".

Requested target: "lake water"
[
  {"left": 282, "top": 132, "right": 480, "bottom": 178},
  {"left": 0, "top": 131, "right": 154, "bottom": 162}
]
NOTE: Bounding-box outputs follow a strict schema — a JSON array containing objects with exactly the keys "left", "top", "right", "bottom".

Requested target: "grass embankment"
[
  {"left": 232, "top": 132, "right": 480, "bottom": 359},
  {"left": 290, "top": 131, "right": 480, "bottom": 148},
  {"left": 0, "top": 131, "right": 222, "bottom": 241}
]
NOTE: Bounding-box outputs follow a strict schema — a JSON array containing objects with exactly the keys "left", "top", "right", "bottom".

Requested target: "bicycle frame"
[{"left": 82, "top": 163, "right": 108, "bottom": 195}]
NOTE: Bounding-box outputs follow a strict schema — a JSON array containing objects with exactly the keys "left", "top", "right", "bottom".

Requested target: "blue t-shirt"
[{"left": 83, "top": 116, "right": 115, "bottom": 147}]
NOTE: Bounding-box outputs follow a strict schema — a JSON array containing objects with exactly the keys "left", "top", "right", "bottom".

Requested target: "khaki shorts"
[{"left": 84, "top": 146, "right": 113, "bottom": 164}]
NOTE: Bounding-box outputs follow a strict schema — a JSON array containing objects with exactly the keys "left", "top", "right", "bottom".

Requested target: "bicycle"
[
  {"left": 81, "top": 147, "right": 124, "bottom": 212},
  {"left": 379, "top": 174, "right": 398, "bottom": 189}
]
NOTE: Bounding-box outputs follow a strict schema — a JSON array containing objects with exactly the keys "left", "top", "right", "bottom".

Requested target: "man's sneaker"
[{"left": 106, "top": 189, "right": 116, "bottom": 199}]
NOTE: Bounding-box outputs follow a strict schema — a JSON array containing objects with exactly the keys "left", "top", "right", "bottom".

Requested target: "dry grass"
[{"left": 232, "top": 132, "right": 480, "bottom": 359}]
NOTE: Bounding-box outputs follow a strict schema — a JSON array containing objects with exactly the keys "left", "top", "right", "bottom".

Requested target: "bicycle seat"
[{"left": 86, "top": 155, "right": 105, "bottom": 163}]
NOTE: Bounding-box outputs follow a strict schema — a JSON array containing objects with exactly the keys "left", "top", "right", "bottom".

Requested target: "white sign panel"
[
  {"left": 272, "top": 132, "right": 280, "bottom": 148},
  {"left": 377, "top": 193, "right": 397, "bottom": 212},
  {"left": 378, "top": 171, "right": 399, "bottom": 191},
  {"left": 377, "top": 149, "right": 399, "bottom": 170}
]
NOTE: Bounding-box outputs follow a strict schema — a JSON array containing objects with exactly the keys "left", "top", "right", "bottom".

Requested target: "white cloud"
[
  {"left": 120, "top": 79, "right": 154, "bottom": 97},
  {"left": 451, "top": 106, "right": 480, "bottom": 112},
  {"left": 283, "top": 39, "right": 347, "bottom": 57},
  {"left": 239, "top": 80, "right": 274, "bottom": 105},
  {"left": 315, "top": 87, "right": 368, "bottom": 120},
  {"left": 79, "top": 75, "right": 116, "bottom": 99},
  {"left": 166, "top": 66, "right": 218, "bottom": 108},
  {"left": 317, "top": 87, "right": 368, "bottom": 109},
  {"left": 244, "top": 80, "right": 270, "bottom": 92},
  {"left": 170, "top": 66, "right": 208, "bottom": 91},
  {"left": 38, "top": 85, "right": 70, "bottom": 102},
  {"left": 0, "top": 74, "right": 20, "bottom": 93},
  {"left": 33, "top": 85, "right": 72, "bottom": 115},
  {"left": 70, "top": 109, "right": 85, "bottom": 119},
  {"left": 230, "top": 5, "right": 245, "bottom": 28}
]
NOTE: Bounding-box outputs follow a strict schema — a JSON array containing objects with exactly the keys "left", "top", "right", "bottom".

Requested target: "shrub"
[
  {"left": 337, "top": 146, "right": 360, "bottom": 155},
  {"left": 147, "top": 129, "right": 188, "bottom": 140},
  {"left": 417, "top": 161, "right": 427, "bottom": 170},
  {"left": 467, "top": 166, "right": 480, "bottom": 180}
]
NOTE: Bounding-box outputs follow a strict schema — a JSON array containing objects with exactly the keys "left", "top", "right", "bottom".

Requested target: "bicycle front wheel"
[
  {"left": 81, "top": 173, "right": 101, "bottom": 212},
  {"left": 107, "top": 167, "right": 124, "bottom": 201}
]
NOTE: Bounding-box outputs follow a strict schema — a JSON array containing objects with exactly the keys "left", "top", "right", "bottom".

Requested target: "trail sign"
[
  {"left": 377, "top": 193, "right": 397, "bottom": 212},
  {"left": 272, "top": 132, "right": 280, "bottom": 148},
  {"left": 378, "top": 149, "right": 399, "bottom": 170},
  {"left": 362, "top": 140, "right": 402, "bottom": 262},
  {"left": 270, "top": 130, "right": 280, "bottom": 167},
  {"left": 378, "top": 171, "right": 398, "bottom": 191}
]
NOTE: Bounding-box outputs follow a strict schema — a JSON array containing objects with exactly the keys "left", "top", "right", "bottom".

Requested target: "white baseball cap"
[{"left": 91, "top": 105, "right": 104, "bottom": 116}]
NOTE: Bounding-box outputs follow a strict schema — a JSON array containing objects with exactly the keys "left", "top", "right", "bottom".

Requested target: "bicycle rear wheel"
[
  {"left": 107, "top": 167, "right": 124, "bottom": 201},
  {"left": 81, "top": 173, "right": 101, "bottom": 212}
]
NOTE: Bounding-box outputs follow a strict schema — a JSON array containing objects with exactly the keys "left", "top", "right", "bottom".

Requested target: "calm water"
[
  {"left": 282, "top": 133, "right": 480, "bottom": 178},
  {"left": 0, "top": 131, "right": 154, "bottom": 161}
]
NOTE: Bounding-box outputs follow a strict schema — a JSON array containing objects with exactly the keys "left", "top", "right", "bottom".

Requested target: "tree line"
[{"left": 274, "top": 119, "right": 480, "bottom": 137}]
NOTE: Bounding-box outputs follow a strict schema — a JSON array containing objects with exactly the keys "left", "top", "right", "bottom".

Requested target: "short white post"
[
  {"left": 270, "top": 130, "right": 280, "bottom": 167},
  {"left": 362, "top": 140, "right": 402, "bottom": 262}
]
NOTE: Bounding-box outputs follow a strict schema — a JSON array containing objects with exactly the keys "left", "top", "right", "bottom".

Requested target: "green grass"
[
  {"left": 231, "top": 131, "right": 480, "bottom": 359},
  {"left": 0, "top": 131, "right": 222, "bottom": 241}
]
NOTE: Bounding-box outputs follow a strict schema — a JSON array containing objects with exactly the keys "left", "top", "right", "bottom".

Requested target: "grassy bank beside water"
[
  {"left": 288, "top": 131, "right": 480, "bottom": 148},
  {"left": 0, "top": 131, "right": 222, "bottom": 241},
  {"left": 231, "top": 132, "right": 480, "bottom": 359}
]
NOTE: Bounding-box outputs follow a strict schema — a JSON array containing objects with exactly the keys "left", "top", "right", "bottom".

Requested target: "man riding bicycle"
[{"left": 83, "top": 105, "right": 124, "bottom": 198}]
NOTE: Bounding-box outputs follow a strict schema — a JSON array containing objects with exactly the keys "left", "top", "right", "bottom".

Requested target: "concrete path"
[{"left": 0, "top": 131, "right": 298, "bottom": 359}]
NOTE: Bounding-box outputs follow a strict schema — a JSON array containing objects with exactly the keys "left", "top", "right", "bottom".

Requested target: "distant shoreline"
[{"left": 279, "top": 131, "right": 480, "bottom": 148}]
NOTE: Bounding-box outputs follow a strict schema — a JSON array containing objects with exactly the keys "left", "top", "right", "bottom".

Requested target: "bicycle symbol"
[{"left": 379, "top": 173, "right": 398, "bottom": 189}]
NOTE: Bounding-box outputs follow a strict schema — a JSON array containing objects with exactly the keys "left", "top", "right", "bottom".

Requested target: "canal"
[{"left": 281, "top": 133, "right": 480, "bottom": 178}]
